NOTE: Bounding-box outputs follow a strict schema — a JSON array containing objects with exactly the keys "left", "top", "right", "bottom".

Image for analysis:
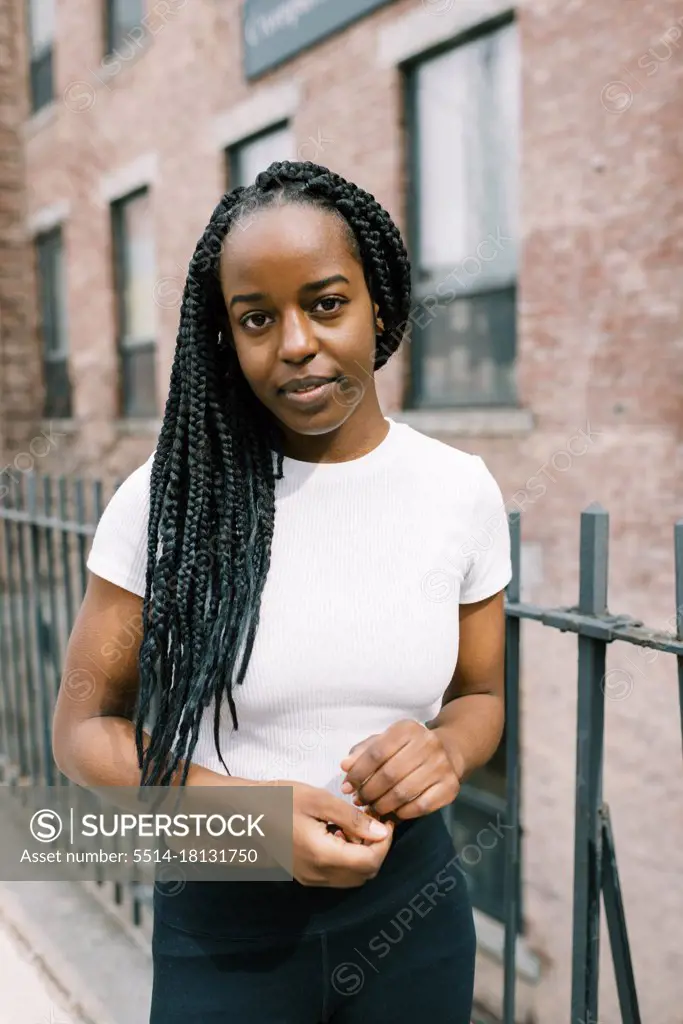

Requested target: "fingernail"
[
  {"left": 368, "top": 820, "right": 389, "bottom": 838},
  {"left": 340, "top": 781, "right": 353, "bottom": 793}
]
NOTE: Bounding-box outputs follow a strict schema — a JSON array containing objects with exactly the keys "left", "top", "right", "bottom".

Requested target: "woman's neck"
[{"left": 276, "top": 403, "right": 389, "bottom": 465}]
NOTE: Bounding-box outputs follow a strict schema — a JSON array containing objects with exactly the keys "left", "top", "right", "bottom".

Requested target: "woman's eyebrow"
[
  {"left": 229, "top": 275, "right": 350, "bottom": 310},
  {"left": 300, "top": 274, "right": 350, "bottom": 294},
  {"left": 230, "top": 291, "right": 265, "bottom": 309}
]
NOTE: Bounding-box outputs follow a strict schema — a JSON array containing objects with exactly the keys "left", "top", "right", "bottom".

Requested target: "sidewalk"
[
  {"left": 0, "top": 880, "right": 152, "bottom": 1024},
  {"left": 0, "top": 913, "right": 84, "bottom": 1024}
]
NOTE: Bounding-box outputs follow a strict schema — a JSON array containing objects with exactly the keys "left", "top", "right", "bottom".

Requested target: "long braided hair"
[{"left": 135, "top": 160, "right": 412, "bottom": 786}]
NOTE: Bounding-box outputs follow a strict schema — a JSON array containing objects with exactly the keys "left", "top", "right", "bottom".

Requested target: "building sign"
[{"left": 243, "top": 0, "right": 395, "bottom": 79}]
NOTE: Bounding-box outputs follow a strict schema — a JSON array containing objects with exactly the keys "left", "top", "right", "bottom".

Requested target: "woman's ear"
[{"left": 373, "top": 303, "right": 385, "bottom": 334}]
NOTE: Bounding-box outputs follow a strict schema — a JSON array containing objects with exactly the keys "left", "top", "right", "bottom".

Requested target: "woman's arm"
[
  {"left": 52, "top": 572, "right": 253, "bottom": 791},
  {"left": 426, "top": 589, "right": 506, "bottom": 781}
]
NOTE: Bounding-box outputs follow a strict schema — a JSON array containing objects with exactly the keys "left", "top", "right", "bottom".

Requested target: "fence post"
[
  {"left": 57, "top": 477, "right": 76, "bottom": 635},
  {"left": 2, "top": 479, "right": 28, "bottom": 777},
  {"left": 28, "top": 473, "right": 54, "bottom": 786},
  {"left": 502, "top": 509, "right": 521, "bottom": 1024},
  {"left": 674, "top": 521, "right": 683, "bottom": 758},
  {"left": 601, "top": 805, "right": 641, "bottom": 1023},
  {"left": 570, "top": 502, "right": 609, "bottom": 1024},
  {"left": 15, "top": 474, "right": 42, "bottom": 783}
]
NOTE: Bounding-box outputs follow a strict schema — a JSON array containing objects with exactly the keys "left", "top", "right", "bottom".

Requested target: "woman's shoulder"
[
  {"left": 101, "top": 451, "right": 156, "bottom": 524},
  {"left": 392, "top": 422, "right": 505, "bottom": 526},
  {"left": 115, "top": 450, "right": 155, "bottom": 500},
  {"left": 85, "top": 452, "right": 155, "bottom": 598},
  {"left": 393, "top": 420, "right": 486, "bottom": 478}
]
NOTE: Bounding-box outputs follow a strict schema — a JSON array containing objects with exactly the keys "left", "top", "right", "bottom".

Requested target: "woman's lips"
[{"left": 280, "top": 378, "right": 340, "bottom": 406}]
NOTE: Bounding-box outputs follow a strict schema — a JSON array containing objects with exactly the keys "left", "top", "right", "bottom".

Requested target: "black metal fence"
[
  {"left": 0, "top": 472, "right": 148, "bottom": 930},
  {"left": 0, "top": 470, "right": 681, "bottom": 1023}
]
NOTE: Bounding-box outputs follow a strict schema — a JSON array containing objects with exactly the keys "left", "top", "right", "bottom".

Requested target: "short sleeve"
[
  {"left": 459, "top": 456, "right": 512, "bottom": 604},
  {"left": 86, "top": 454, "right": 154, "bottom": 598}
]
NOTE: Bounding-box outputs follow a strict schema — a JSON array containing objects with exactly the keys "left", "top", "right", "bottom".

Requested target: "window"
[
  {"left": 443, "top": 725, "right": 521, "bottom": 930},
  {"left": 28, "top": 0, "right": 55, "bottom": 112},
  {"left": 106, "top": 0, "right": 144, "bottom": 55},
  {"left": 112, "top": 189, "right": 157, "bottom": 418},
  {"left": 36, "top": 228, "right": 71, "bottom": 419},
  {"left": 228, "top": 123, "right": 297, "bottom": 189},
  {"left": 407, "top": 18, "right": 519, "bottom": 407}
]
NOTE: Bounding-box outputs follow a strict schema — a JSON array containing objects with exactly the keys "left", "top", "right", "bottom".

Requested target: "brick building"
[{"left": 2, "top": 0, "right": 682, "bottom": 1019}]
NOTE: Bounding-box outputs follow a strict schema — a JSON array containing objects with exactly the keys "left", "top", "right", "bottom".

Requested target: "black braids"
[
  {"left": 135, "top": 161, "right": 411, "bottom": 787},
  {"left": 139, "top": 314, "right": 200, "bottom": 784},
  {"left": 184, "top": 403, "right": 267, "bottom": 784},
  {"left": 299, "top": 172, "right": 411, "bottom": 371},
  {"left": 137, "top": 197, "right": 249, "bottom": 785},
  {"left": 368, "top": 208, "right": 412, "bottom": 368},
  {"left": 200, "top": 341, "right": 234, "bottom": 627},
  {"left": 230, "top": 405, "right": 274, "bottom": 683},
  {"left": 136, "top": 337, "right": 190, "bottom": 777},
  {"left": 176, "top": 343, "right": 228, "bottom": 769},
  {"left": 159, "top": 316, "right": 221, "bottom": 777},
  {"left": 176, "top": 385, "right": 255, "bottom": 783},
  {"left": 175, "top": 291, "right": 207, "bottom": 628}
]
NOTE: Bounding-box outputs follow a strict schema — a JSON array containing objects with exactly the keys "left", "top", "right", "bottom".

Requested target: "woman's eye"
[
  {"left": 314, "top": 297, "right": 346, "bottom": 314},
  {"left": 241, "top": 313, "right": 271, "bottom": 330}
]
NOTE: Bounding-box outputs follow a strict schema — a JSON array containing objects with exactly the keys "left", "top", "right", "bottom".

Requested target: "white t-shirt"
[{"left": 86, "top": 416, "right": 512, "bottom": 801}]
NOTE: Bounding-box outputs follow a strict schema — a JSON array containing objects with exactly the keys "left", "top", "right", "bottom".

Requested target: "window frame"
[
  {"left": 111, "top": 186, "right": 157, "bottom": 419},
  {"left": 27, "top": 0, "right": 55, "bottom": 113},
  {"left": 226, "top": 120, "right": 293, "bottom": 190},
  {"left": 403, "top": 11, "right": 519, "bottom": 411},
  {"left": 35, "top": 226, "right": 72, "bottom": 419}
]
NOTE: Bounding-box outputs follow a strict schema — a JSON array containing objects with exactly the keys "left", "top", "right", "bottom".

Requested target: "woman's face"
[{"left": 218, "top": 202, "right": 382, "bottom": 438}]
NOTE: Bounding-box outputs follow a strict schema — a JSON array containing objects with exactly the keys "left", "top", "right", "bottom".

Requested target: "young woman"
[{"left": 52, "top": 160, "right": 511, "bottom": 1023}]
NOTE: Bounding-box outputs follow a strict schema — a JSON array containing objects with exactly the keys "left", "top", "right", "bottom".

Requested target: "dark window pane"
[
  {"left": 443, "top": 723, "right": 520, "bottom": 929},
  {"left": 37, "top": 231, "right": 67, "bottom": 356},
  {"left": 44, "top": 359, "right": 72, "bottom": 419},
  {"left": 411, "top": 286, "right": 516, "bottom": 406},
  {"left": 28, "top": 0, "right": 55, "bottom": 110},
  {"left": 121, "top": 345, "right": 157, "bottom": 418},
  {"left": 30, "top": 48, "right": 53, "bottom": 111},
  {"left": 107, "top": 0, "right": 145, "bottom": 53},
  {"left": 36, "top": 229, "right": 71, "bottom": 419},
  {"left": 448, "top": 796, "right": 517, "bottom": 928}
]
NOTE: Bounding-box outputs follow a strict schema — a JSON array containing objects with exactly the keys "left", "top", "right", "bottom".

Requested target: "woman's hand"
[
  {"left": 289, "top": 781, "right": 395, "bottom": 888},
  {"left": 339, "top": 720, "right": 465, "bottom": 821}
]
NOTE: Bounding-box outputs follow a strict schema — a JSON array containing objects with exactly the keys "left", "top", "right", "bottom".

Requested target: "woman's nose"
[{"left": 279, "top": 309, "right": 317, "bottom": 359}]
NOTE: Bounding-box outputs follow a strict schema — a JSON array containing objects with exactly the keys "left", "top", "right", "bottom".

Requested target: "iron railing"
[{"left": 0, "top": 471, "right": 681, "bottom": 1022}]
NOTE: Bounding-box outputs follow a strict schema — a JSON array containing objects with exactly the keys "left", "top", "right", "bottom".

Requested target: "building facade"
[{"left": 2, "top": 0, "right": 683, "bottom": 1019}]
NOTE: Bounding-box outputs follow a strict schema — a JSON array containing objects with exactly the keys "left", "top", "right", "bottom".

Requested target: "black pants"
[{"left": 150, "top": 811, "right": 475, "bottom": 1023}]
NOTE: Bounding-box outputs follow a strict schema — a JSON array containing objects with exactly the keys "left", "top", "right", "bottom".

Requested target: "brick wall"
[
  {"left": 8, "top": 0, "right": 683, "bottom": 1019},
  {"left": 0, "top": 0, "right": 42, "bottom": 460}
]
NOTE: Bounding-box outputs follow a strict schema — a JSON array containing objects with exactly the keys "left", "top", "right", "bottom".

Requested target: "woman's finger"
[
  {"left": 347, "top": 736, "right": 434, "bottom": 806},
  {"left": 341, "top": 725, "right": 420, "bottom": 795},
  {"left": 391, "top": 780, "right": 454, "bottom": 821}
]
